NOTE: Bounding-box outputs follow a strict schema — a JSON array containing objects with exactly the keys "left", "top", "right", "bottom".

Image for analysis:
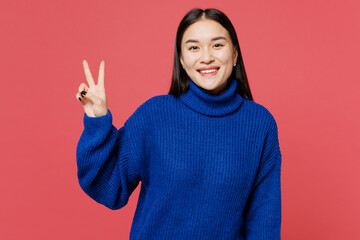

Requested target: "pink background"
[{"left": 1, "top": 0, "right": 359, "bottom": 239}]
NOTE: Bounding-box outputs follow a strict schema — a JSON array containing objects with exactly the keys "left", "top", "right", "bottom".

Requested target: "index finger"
[
  {"left": 98, "top": 60, "right": 105, "bottom": 88},
  {"left": 82, "top": 60, "right": 96, "bottom": 88}
]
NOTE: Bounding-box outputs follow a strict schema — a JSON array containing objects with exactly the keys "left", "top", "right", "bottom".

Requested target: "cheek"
[
  {"left": 217, "top": 51, "right": 233, "bottom": 63},
  {"left": 182, "top": 53, "right": 197, "bottom": 66}
]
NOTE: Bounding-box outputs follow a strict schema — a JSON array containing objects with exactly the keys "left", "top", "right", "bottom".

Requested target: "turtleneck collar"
[{"left": 179, "top": 78, "right": 244, "bottom": 117}]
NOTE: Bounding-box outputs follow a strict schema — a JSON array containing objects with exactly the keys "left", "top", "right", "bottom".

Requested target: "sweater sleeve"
[
  {"left": 243, "top": 115, "right": 282, "bottom": 239},
  {"left": 76, "top": 109, "right": 144, "bottom": 210}
]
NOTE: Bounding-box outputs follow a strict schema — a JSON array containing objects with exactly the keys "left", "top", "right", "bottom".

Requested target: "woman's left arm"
[{"left": 243, "top": 115, "right": 282, "bottom": 239}]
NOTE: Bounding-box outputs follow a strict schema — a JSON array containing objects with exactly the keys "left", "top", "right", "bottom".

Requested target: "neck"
[{"left": 179, "top": 78, "right": 244, "bottom": 117}]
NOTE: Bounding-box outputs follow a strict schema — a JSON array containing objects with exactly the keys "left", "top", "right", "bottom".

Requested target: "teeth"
[{"left": 200, "top": 69, "right": 218, "bottom": 73}]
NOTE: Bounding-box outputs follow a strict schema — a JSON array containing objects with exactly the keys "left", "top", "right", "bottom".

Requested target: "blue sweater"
[{"left": 76, "top": 78, "right": 282, "bottom": 239}]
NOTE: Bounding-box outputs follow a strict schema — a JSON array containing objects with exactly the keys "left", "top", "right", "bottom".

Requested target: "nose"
[{"left": 200, "top": 48, "right": 214, "bottom": 64}]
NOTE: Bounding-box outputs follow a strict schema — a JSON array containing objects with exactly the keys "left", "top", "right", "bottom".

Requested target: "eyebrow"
[{"left": 185, "top": 36, "right": 227, "bottom": 44}]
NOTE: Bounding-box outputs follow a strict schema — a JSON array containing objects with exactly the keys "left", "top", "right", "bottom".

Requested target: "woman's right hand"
[{"left": 76, "top": 60, "right": 108, "bottom": 117}]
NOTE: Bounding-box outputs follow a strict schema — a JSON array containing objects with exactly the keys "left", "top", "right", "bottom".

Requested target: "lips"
[{"left": 197, "top": 66, "right": 220, "bottom": 74}]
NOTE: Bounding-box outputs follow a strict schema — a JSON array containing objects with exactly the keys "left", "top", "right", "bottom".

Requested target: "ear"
[
  {"left": 179, "top": 55, "right": 184, "bottom": 68},
  {"left": 233, "top": 46, "right": 238, "bottom": 64}
]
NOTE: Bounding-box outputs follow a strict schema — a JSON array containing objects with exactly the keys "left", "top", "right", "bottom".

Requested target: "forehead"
[{"left": 182, "top": 19, "right": 230, "bottom": 43}]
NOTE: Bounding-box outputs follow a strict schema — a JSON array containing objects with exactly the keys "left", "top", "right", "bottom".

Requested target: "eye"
[
  {"left": 214, "top": 43, "right": 223, "bottom": 48},
  {"left": 189, "top": 46, "right": 198, "bottom": 50}
]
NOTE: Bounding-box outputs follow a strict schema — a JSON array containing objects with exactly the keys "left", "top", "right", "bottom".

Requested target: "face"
[{"left": 180, "top": 19, "right": 238, "bottom": 95}]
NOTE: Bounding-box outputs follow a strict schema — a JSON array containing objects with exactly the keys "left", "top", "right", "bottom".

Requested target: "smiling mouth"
[{"left": 198, "top": 67, "right": 220, "bottom": 74}]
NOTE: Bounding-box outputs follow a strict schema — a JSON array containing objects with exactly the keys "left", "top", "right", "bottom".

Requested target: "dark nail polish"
[
  {"left": 80, "top": 91, "right": 87, "bottom": 97},
  {"left": 78, "top": 97, "right": 82, "bottom": 101}
]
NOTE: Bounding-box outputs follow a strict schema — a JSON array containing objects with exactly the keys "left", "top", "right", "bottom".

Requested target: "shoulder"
[
  {"left": 241, "top": 97, "right": 279, "bottom": 130},
  {"left": 125, "top": 94, "right": 176, "bottom": 122},
  {"left": 142, "top": 94, "right": 177, "bottom": 106},
  {"left": 131, "top": 94, "right": 177, "bottom": 115}
]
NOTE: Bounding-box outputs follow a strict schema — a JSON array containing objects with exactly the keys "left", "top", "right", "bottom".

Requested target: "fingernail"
[
  {"left": 78, "top": 97, "right": 82, "bottom": 101},
  {"left": 80, "top": 91, "right": 87, "bottom": 97}
]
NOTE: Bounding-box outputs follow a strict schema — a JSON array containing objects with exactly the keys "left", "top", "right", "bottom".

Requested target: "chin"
[
  {"left": 200, "top": 82, "right": 226, "bottom": 95},
  {"left": 201, "top": 79, "right": 223, "bottom": 88}
]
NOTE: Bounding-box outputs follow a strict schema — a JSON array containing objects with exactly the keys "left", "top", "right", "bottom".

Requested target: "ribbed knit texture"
[{"left": 76, "top": 78, "right": 282, "bottom": 240}]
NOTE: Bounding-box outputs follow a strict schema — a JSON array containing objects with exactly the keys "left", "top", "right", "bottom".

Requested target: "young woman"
[{"left": 76, "top": 8, "right": 282, "bottom": 239}]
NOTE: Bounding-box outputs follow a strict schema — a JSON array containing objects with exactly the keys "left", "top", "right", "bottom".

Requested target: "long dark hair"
[{"left": 168, "top": 8, "right": 253, "bottom": 101}]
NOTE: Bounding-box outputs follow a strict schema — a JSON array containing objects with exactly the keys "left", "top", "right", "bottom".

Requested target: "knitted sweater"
[{"left": 76, "top": 78, "right": 282, "bottom": 240}]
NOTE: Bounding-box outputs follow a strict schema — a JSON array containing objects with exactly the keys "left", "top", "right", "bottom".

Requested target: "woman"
[{"left": 76, "top": 8, "right": 282, "bottom": 239}]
